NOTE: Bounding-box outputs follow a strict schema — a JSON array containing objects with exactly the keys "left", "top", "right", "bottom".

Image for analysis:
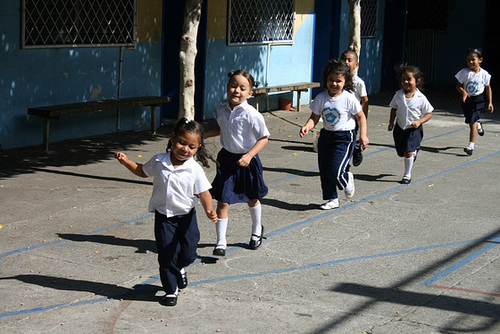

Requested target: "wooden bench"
[
  {"left": 253, "top": 82, "right": 320, "bottom": 112},
  {"left": 28, "top": 96, "right": 171, "bottom": 151}
]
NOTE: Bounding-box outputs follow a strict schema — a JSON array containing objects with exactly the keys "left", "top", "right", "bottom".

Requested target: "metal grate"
[
  {"left": 228, "top": 0, "right": 295, "bottom": 45},
  {"left": 21, "top": 0, "right": 137, "bottom": 49},
  {"left": 361, "top": 0, "right": 378, "bottom": 38}
]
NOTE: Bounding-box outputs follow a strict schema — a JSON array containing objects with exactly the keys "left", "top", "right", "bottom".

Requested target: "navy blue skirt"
[
  {"left": 393, "top": 124, "right": 423, "bottom": 157},
  {"left": 462, "top": 95, "right": 485, "bottom": 124},
  {"left": 211, "top": 148, "right": 268, "bottom": 204}
]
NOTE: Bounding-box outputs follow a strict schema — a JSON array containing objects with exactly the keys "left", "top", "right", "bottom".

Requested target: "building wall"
[
  {"left": 203, "top": 0, "right": 316, "bottom": 119},
  {"left": 0, "top": 1, "right": 163, "bottom": 149}
]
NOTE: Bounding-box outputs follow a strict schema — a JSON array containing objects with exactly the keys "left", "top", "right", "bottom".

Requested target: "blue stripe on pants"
[
  {"left": 317, "top": 129, "right": 355, "bottom": 200},
  {"left": 154, "top": 208, "right": 200, "bottom": 294}
]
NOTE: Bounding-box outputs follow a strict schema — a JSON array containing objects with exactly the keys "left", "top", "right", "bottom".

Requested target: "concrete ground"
[{"left": 1, "top": 86, "right": 499, "bottom": 333}]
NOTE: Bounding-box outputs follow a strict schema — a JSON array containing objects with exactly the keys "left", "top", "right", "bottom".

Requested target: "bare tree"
[
  {"left": 348, "top": 0, "right": 361, "bottom": 75},
  {"left": 178, "top": 0, "right": 203, "bottom": 120}
]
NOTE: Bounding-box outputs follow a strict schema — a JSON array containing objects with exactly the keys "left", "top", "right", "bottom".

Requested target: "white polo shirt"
[
  {"left": 455, "top": 67, "right": 491, "bottom": 96},
  {"left": 352, "top": 75, "right": 368, "bottom": 102},
  {"left": 216, "top": 100, "right": 270, "bottom": 154},
  {"left": 142, "top": 152, "right": 211, "bottom": 217},
  {"left": 389, "top": 89, "right": 433, "bottom": 130},
  {"left": 311, "top": 90, "right": 361, "bottom": 131}
]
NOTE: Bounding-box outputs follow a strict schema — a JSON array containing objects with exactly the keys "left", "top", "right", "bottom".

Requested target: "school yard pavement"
[{"left": 1, "top": 86, "right": 499, "bottom": 333}]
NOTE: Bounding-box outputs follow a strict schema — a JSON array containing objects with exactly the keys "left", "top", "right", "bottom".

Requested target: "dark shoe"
[
  {"left": 213, "top": 247, "right": 226, "bottom": 256},
  {"left": 178, "top": 268, "right": 188, "bottom": 289},
  {"left": 464, "top": 147, "right": 473, "bottom": 155},
  {"left": 477, "top": 121, "right": 484, "bottom": 136},
  {"left": 160, "top": 294, "right": 177, "bottom": 306},
  {"left": 400, "top": 177, "right": 411, "bottom": 184},
  {"left": 249, "top": 226, "right": 266, "bottom": 250},
  {"left": 352, "top": 145, "right": 363, "bottom": 166}
]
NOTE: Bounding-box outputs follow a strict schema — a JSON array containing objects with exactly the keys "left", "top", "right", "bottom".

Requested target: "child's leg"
[
  {"left": 215, "top": 201, "right": 230, "bottom": 250},
  {"left": 469, "top": 122, "right": 477, "bottom": 145},
  {"left": 403, "top": 151, "right": 414, "bottom": 180},
  {"left": 154, "top": 212, "right": 181, "bottom": 295},
  {"left": 248, "top": 199, "right": 262, "bottom": 240},
  {"left": 176, "top": 209, "right": 200, "bottom": 288}
]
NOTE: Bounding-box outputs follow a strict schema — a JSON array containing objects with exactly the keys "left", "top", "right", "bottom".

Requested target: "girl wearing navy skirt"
[
  {"left": 388, "top": 65, "right": 433, "bottom": 184},
  {"left": 115, "top": 119, "right": 217, "bottom": 306},
  {"left": 210, "top": 70, "right": 270, "bottom": 256},
  {"left": 455, "top": 48, "right": 494, "bottom": 155}
]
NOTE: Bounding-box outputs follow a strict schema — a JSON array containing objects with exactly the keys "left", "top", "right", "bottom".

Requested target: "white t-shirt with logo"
[
  {"left": 310, "top": 90, "right": 362, "bottom": 132},
  {"left": 455, "top": 67, "right": 491, "bottom": 96}
]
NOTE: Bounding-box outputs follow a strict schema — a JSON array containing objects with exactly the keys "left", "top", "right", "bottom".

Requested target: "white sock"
[
  {"left": 404, "top": 156, "right": 413, "bottom": 179},
  {"left": 249, "top": 204, "right": 262, "bottom": 241},
  {"left": 166, "top": 287, "right": 178, "bottom": 297},
  {"left": 215, "top": 218, "right": 228, "bottom": 249},
  {"left": 468, "top": 142, "right": 475, "bottom": 149}
]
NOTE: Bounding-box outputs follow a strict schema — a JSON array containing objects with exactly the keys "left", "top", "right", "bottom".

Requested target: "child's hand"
[
  {"left": 206, "top": 209, "right": 218, "bottom": 223},
  {"left": 388, "top": 122, "right": 394, "bottom": 131},
  {"left": 359, "top": 135, "right": 369, "bottom": 148},
  {"left": 299, "top": 126, "right": 309, "bottom": 138},
  {"left": 238, "top": 155, "right": 252, "bottom": 167},
  {"left": 462, "top": 92, "right": 470, "bottom": 103},
  {"left": 115, "top": 152, "right": 128, "bottom": 164},
  {"left": 488, "top": 103, "right": 494, "bottom": 113},
  {"left": 411, "top": 120, "right": 421, "bottom": 129}
]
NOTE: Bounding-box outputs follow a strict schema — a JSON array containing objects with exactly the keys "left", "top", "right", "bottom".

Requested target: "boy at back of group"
[{"left": 341, "top": 50, "right": 369, "bottom": 166}]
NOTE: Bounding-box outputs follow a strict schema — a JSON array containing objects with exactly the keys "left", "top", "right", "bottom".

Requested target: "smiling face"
[
  {"left": 466, "top": 53, "right": 482, "bottom": 72},
  {"left": 169, "top": 131, "right": 201, "bottom": 166},
  {"left": 401, "top": 70, "right": 419, "bottom": 94},
  {"left": 326, "top": 72, "right": 346, "bottom": 97},
  {"left": 227, "top": 74, "right": 253, "bottom": 108}
]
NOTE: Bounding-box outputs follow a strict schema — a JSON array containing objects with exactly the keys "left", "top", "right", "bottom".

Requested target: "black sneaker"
[
  {"left": 248, "top": 226, "right": 266, "bottom": 250},
  {"left": 352, "top": 145, "right": 363, "bottom": 166},
  {"left": 179, "top": 268, "right": 188, "bottom": 289}
]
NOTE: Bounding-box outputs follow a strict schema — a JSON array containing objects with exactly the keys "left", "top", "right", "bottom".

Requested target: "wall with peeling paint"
[{"left": 0, "top": 1, "right": 163, "bottom": 149}]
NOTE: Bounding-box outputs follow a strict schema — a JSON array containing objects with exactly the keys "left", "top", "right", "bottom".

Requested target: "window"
[
  {"left": 361, "top": 0, "right": 378, "bottom": 38},
  {"left": 227, "top": 0, "right": 295, "bottom": 45},
  {"left": 21, "top": 0, "right": 137, "bottom": 48}
]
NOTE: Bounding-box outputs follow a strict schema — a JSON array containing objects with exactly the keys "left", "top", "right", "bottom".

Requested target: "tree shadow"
[
  {"left": 0, "top": 274, "right": 161, "bottom": 302},
  {"left": 312, "top": 227, "right": 500, "bottom": 333},
  {"left": 57, "top": 233, "right": 156, "bottom": 254}
]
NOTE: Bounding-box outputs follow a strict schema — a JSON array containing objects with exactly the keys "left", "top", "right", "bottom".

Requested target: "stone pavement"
[{"left": 1, "top": 86, "right": 499, "bottom": 333}]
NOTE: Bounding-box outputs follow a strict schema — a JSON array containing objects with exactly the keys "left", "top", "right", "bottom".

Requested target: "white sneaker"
[
  {"left": 345, "top": 172, "right": 355, "bottom": 198},
  {"left": 320, "top": 198, "right": 339, "bottom": 210}
]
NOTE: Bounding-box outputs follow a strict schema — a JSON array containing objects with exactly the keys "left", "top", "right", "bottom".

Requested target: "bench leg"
[
  {"left": 254, "top": 96, "right": 260, "bottom": 111},
  {"left": 43, "top": 118, "right": 50, "bottom": 152},
  {"left": 296, "top": 91, "right": 302, "bottom": 112},
  {"left": 151, "top": 105, "right": 157, "bottom": 134}
]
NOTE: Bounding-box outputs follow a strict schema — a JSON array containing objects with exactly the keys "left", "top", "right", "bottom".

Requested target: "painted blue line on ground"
[{"left": 421, "top": 234, "right": 500, "bottom": 286}]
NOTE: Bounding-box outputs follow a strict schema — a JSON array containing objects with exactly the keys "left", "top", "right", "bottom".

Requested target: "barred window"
[
  {"left": 21, "top": 0, "right": 137, "bottom": 49},
  {"left": 228, "top": 0, "right": 295, "bottom": 45},
  {"left": 361, "top": 0, "right": 378, "bottom": 38}
]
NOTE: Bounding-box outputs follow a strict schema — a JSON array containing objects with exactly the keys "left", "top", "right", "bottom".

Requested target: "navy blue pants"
[
  {"left": 318, "top": 128, "right": 355, "bottom": 200},
  {"left": 154, "top": 209, "right": 200, "bottom": 294}
]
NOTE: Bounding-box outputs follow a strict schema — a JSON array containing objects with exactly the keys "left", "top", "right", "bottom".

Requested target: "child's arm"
[
  {"left": 456, "top": 81, "right": 469, "bottom": 103},
  {"left": 485, "top": 84, "right": 494, "bottom": 112},
  {"left": 198, "top": 190, "right": 218, "bottom": 223},
  {"left": 361, "top": 96, "right": 369, "bottom": 119},
  {"left": 388, "top": 108, "right": 397, "bottom": 131},
  {"left": 354, "top": 111, "right": 369, "bottom": 148},
  {"left": 238, "top": 136, "right": 269, "bottom": 167},
  {"left": 115, "top": 152, "right": 148, "bottom": 178},
  {"left": 299, "top": 113, "right": 321, "bottom": 138},
  {"left": 411, "top": 112, "right": 433, "bottom": 129}
]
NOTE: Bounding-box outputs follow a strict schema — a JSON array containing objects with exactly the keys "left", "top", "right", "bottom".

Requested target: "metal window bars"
[
  {"left": 361, "top": 0, "right": 378, "bottom": 38},
  {"left": 21, "top": 0, "right": 137, "bottom": 48},
  {"left": 228, "top": 0, "right": 295, "bottom": 45}
]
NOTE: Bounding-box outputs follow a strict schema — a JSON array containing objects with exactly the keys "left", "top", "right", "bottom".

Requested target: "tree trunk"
[
  {"left": 179, "top": 0, "right": 203, "bottom": 120},
  {"left": 348, "top": 0, "right": 361, "bottom": 75}
]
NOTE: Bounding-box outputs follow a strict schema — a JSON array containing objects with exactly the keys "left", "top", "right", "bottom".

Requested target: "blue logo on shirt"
[
  {"left": 466, "top": 81, "right": 479, "bottom": 95},
  {"left": 323, "top": 107, "right": 341, "bottom": 126}
]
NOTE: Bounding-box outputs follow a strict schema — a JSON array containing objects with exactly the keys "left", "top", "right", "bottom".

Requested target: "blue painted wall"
[
  {"left": 0, "top": 2, "right": 163, "bottom": 149},
  {"left": 203, "top": 0, "right": 316, "bottom": 119}
]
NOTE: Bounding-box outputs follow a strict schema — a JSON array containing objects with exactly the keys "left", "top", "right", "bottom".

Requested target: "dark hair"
[
  {"left": 321, "top": 59, "right": 354, "bottom": 92},
  {"left": 467, "top": 48, "right": 483, "bottom": 58},
  {"left": 167, "top": 118, "right": 216, "bottom": 168},
  {"left": 341, "top": 49, "right": 359, "bottom": 62},
  {"left": 227, "top": 69, "right": 260, "bottom": 88},
  {"left": 396, "top": 64, "right": 424, "bottom": 88}
]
